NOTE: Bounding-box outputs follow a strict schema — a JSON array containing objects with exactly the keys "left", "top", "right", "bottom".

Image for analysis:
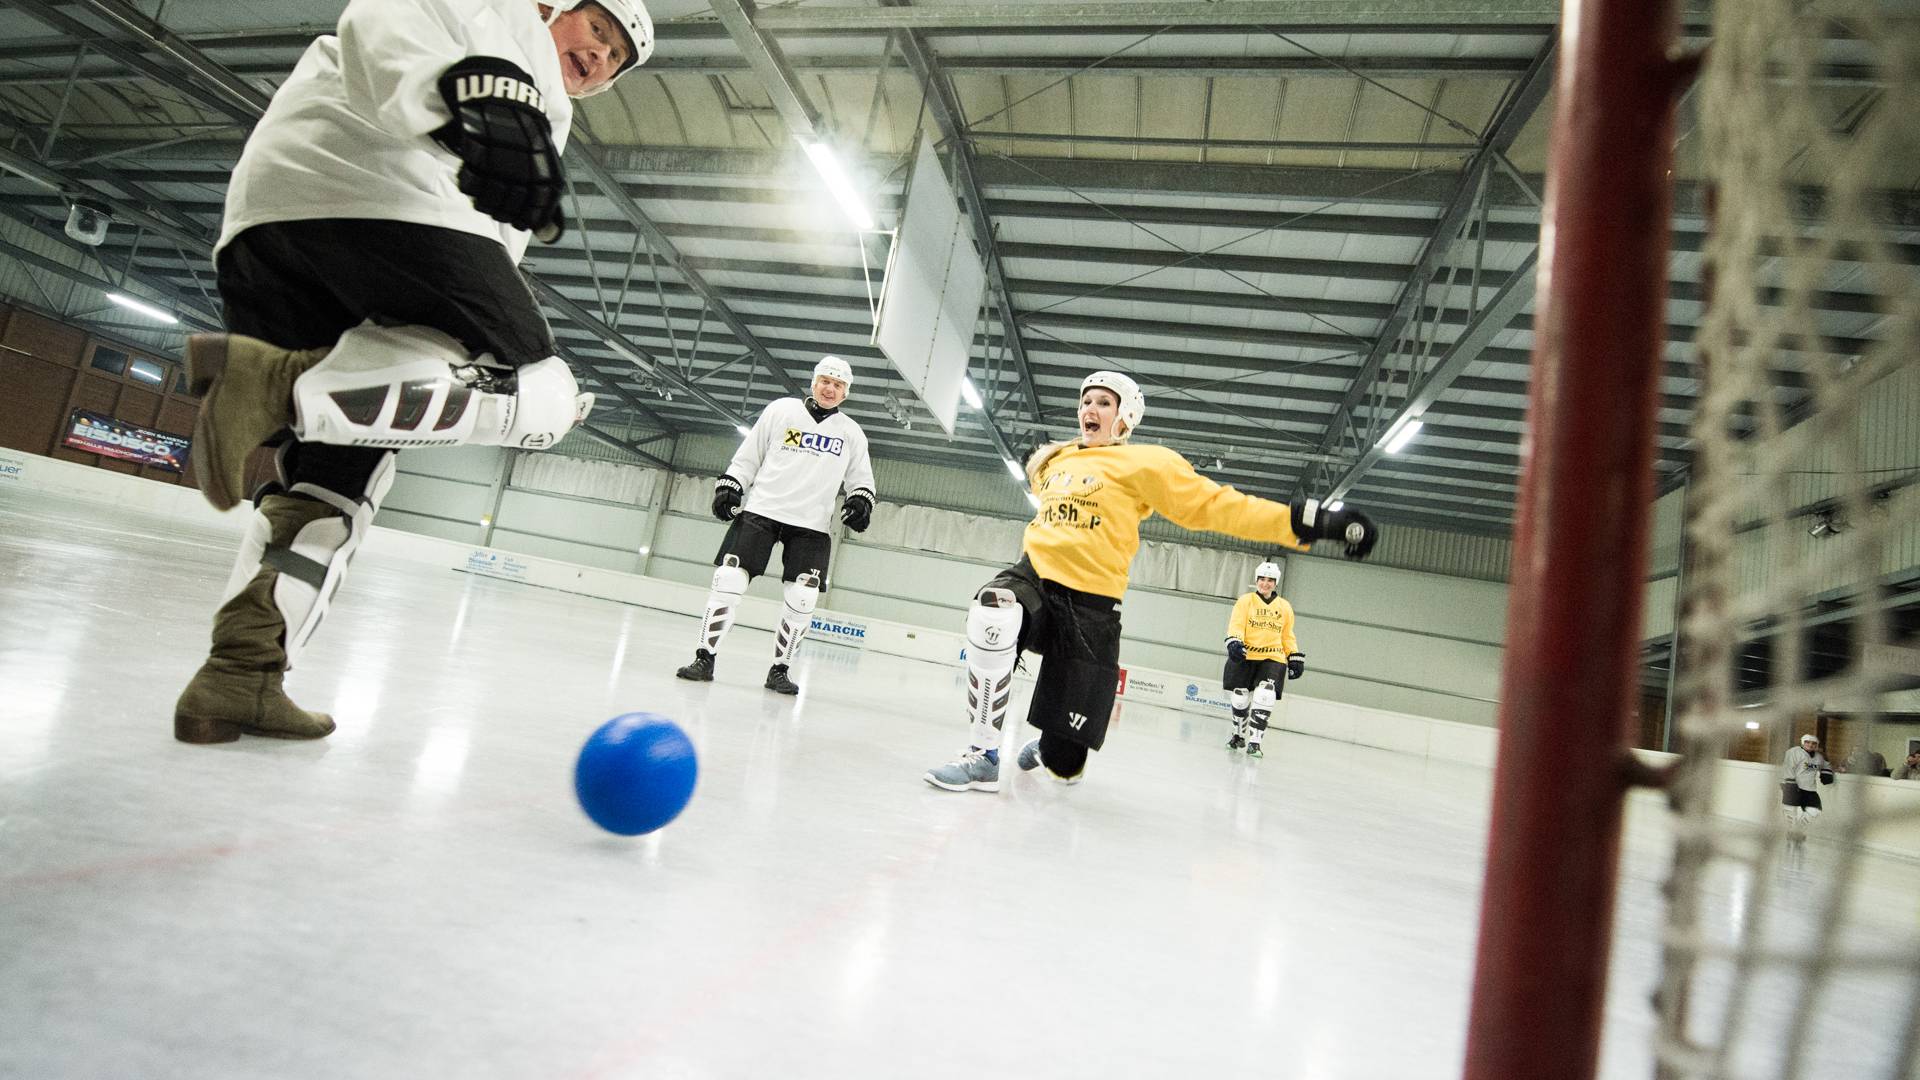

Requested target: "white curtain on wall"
[
  {"left": 1132, "top": 539, "right": 1265, "bottom": 597},
  {"left": 511, "top": 453, "right": 657, "bottom": 506},
  {"left": 668, "top": 473, "right": 714, "bottom": 516},
  {"left": 861, "top": 503, "right": 1025, "bottom": 563}
]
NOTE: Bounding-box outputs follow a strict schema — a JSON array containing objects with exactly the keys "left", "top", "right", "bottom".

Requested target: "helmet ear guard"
[{"left": 1078, "top": 370, "right": 1145, "bottom": 440}]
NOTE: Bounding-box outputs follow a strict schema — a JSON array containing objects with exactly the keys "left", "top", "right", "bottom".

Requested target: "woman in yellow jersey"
[
  {"left": 1223, "top": 560, "right": 1303, "bottom": 759},
  {"left": 924, "top": 371, "right": 1377, "bottom": 792}
]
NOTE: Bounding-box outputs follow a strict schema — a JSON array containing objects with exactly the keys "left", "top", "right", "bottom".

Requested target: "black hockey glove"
[
  {"left": 840, "top": 491, "right": 873, "bottom": 533},
  {"left": 1290, "top": 498, "right": 1379, "bottom": 561},
  {"left": 1287, "top": 653, "right": 1306, "bottom": 680},
  {"left": 1226, "top": 638, "right": 1246, "bottom": 663},
  {"left": 433, "top": 57, "right": 566, "bottom": 241},
  {"left": 712, "top": 475, "right": 743, "bottom": 522}
]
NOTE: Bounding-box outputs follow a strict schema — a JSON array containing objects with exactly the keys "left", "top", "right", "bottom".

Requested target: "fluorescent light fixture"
[
  {"left": 804, "top": 142, "right": 875, "bottom": 231},
  {"left": 960, "top": 377, "right": 983, "bottom": 410},
  {"left": 1004, "top": 457, "right": 1025, "bottom": 481},
  {"left": 1381, "top": 418, "right": 1424, "bottom": 455},
  {"left": 1026, "top": 492, "right": 1041, "bottom": 510},
  {"left": 1325, "top": 500, "right": 1344, "bottom": 512},
  {"left": 106, "top": 292, "right": 177, "bottom": 324},
  {"left": 638, "top": 545, "right": 650, "bottom": 555},
  {"left": 735, "top": 424, "right": 752, "bottom": 437},
  {"left": 1744, "top": 721, "right": 1761, "bottom": 730}
]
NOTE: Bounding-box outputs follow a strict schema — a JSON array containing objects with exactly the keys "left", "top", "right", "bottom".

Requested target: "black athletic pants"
[{"left": 214, "top": 219, "right": 555, "bottom": 499}]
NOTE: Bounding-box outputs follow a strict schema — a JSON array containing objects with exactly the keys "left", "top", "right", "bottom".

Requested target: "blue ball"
[{"left": 574, "top": 713, "right": 698, "bottom": 836}]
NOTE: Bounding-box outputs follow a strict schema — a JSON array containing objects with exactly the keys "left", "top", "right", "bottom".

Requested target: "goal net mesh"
[{"left": 1654, "top": 3, "right": 1920, "bottom": 1079}]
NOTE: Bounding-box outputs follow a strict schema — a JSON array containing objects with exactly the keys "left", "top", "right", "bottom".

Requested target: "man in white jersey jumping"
[
  {"left": 171, "top": 0, "right": 653, "bottom": 744},
  {"left": 675, "top": 356, "right": 877, "bottom": 695}
]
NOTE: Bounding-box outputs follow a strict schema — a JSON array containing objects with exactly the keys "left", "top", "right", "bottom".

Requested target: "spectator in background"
[
  {"left": 1841, "top": 746, "right": 1889, "bottom": 777},
  {"left": 1896, "top": 750, "right": 1920, "bottom": 780}
]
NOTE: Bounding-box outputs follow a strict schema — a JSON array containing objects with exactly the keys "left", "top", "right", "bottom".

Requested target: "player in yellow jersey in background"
[
  {"left": 1223, "top": 561, "right": 1302, "bottom": 758},
  {"left": 924, "top": 371, "right": 1378, "bottom": 792}
]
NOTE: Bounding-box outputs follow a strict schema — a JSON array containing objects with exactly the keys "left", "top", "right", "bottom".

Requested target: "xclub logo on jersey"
[{"left": 783, "top": 428, "right": 845, "bottom": 456}]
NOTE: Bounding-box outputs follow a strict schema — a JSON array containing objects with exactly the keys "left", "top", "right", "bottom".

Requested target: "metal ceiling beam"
[
  {"left": 527, "top": 276, "right": 749, "bottom": 429},
  {"left": 564, "top": 138, "right": 802, "bottom": 398},
  {"left": 703, "top": 0, "right": 1033, "bottom": 466},
  {"left": 0, "top": 232, "right": 219, "bottom": 330},
  {"left": 4, "top": 0, "right": 262, "bottom": 123},
  {"left": 712, "top": 1, "right": 1603, "bottom": 32},
  {"left": 1296, "top": 38, "right": 1555, "bottom": 500},
  {"left": 69, "top": 0, "right": 275, "bottom": 118},
  {"left": 898, "top": 25, "right": 1113, "bottom": 427},
  {"left": 1322, "top": 248, "right": 1541, "bottom": 501},
  {"left": 647, "top": 53, "right": 1534, "bottom": 78}
]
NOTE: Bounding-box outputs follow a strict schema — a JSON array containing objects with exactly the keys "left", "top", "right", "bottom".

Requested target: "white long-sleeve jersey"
[
  {"left": 217, "top": 0, "right": 572, "bottom": 262},
  {"left": 726, "top": 398, "right": 876, "bottom": 534}
]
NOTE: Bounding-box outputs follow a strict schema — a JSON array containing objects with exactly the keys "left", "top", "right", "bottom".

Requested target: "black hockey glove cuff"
[
  {"left": 1287, "top": 653, "right": 1306, "bottom": 680},
  {"left": 1290, "top": 498, "right": 1379, "bottom": 561},
  {"left": 433, "top": 57, "right": 566, "bottom": 240},
  {"left": 712, "top": 475, "right": 744, "bottom": 522},
  {"left": 840, "top": 490, "right": 874, "bottom": 532}
]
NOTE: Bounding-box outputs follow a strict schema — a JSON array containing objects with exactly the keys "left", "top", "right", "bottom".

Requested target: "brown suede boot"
[
  {"left": 187, "top": 334, "right": 329, "bottom": 512},
  {"left": 174, "top": 494, "right": 339, "bottom": 744}
]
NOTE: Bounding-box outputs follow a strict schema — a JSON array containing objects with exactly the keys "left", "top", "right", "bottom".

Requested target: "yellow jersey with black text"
[
  {"left": 1228, "top": 591, "right": 1298, "bottom": 660},
  {"left": 1022, "top": 441, "right": 1308, "bottom": 599}
]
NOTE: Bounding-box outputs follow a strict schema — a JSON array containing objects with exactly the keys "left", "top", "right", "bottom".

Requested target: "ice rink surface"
[{"left": 3, "top": 488, "right": 1914, "bottom": 1079}]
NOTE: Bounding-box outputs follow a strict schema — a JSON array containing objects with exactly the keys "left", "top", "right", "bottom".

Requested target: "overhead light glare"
[
  {"left": 960, "top": 377, "right": 983, "bottom": 410},
  {"left": 804, "top": 141, "right": 876, "bottom": 231},
  {"left": 1744, "top": 721, "right": 1761, "bottom": 731},
  {"left": 735, "top": 424, "right": 752, "bottom": 437},
  {"left": 1025, "top": 492, "right": 1041, "bottom": 510},
  {"left": 1381, "top": 418, "right": 1424, "bottom": 455},
  {"left": 1004, "top": 457, "right": 1025, "bottom": 481},
  {"left": 106, "top": 292, "right": 177, "bottom": 324}
]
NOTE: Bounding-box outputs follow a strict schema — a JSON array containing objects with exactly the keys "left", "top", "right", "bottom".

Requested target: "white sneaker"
[{"left": 924, "top": 748, "right": 1001, "bottom": 792}]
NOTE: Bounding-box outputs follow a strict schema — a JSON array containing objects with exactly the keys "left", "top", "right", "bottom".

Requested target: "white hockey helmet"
[
  {"left": 1253, "top": 561, "right": 1281, "bottom": 587},
  {"left": 814, "top": 355, "right": 854, "bottom": 386},
  {"left": 1080, "top": 370, "right": 1145, "bottom": 440},
  {"left": 546, "top": 0, "right": 655, "bottom": 93},
  {"left": 1801, "top": 733, "right": 1819, "bottom": 745}
]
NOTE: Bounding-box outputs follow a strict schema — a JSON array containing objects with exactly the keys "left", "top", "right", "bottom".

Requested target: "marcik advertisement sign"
[{"left": 62, "top": 409, "right": 191, "bottom": 473}]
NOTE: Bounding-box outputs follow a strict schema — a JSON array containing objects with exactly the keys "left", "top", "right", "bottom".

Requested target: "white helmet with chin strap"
[
  {"left": 1080, "top": 370, "right": 1145, "bottom": 440},
  {"left": 545, "top": 0, "right": 655, "bottom": 94},
  {"left": 1253, "top": 561, "right": 1281, "bottom": 588}
]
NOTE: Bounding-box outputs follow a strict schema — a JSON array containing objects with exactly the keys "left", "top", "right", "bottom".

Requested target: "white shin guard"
[
  {"left": 1247, "top": 680, "right": 1278, "bottom": 750},
  {"left": 293, "top": 322, "right": 592, "bottom": 450},
  {"left": 775, "top": 572, "right": 820, "bottom": 662},
  {"left": 221, "top": 452, "right": 397, "bottom": 667},
  {"left": 965, "top": 588, "right": 1023, "bottom": 751},
  {"left": 698, "top": 557, "right": 750, "bottom": 653}
]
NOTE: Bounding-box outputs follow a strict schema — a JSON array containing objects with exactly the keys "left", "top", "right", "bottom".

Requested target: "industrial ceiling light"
[
  {"left": 960, "top": 377, "right": 983, "bottom": 410},
  {"left": 804, "top": 141, "right": 875, "bottom": 231},
  {"left": 1381, "top": 417, "right": 1424, "bottom": 455},
  {"left": 106, "top": 292, "right": 177, "bottom": 324},
  {"left": 1004, "top": 457, "right": 1025, "bottom": 481},
  {"left": 1808, "top": 508, "right": 1843, "bottom": 538}
]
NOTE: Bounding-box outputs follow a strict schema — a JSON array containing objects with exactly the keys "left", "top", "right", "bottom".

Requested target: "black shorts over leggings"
[{"left": 215, "top": 219, "right": 556, "bottom": 500}]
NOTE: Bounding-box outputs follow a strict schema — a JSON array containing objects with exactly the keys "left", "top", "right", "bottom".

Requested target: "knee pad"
[
  {"left": 712, "top": 556, "right": 750, "bottom": 598},
  {"left": 223, "top": 451, "right": 395, "bottom": 666},
  {"left": 1229, "top": 688, "right": 1250, "bottom": 713},
  {"left": 775, "top": 571, "right": 820, "bottom": 661},
  {"left": 293, "top": 323, "right": 592, "bottom": 450},
  {"left": 1250, "top": 679, "right": 1278, "bottom": 723},
  {"left": 966, "top": 587, "right": 1023, "bottom": 678}
]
